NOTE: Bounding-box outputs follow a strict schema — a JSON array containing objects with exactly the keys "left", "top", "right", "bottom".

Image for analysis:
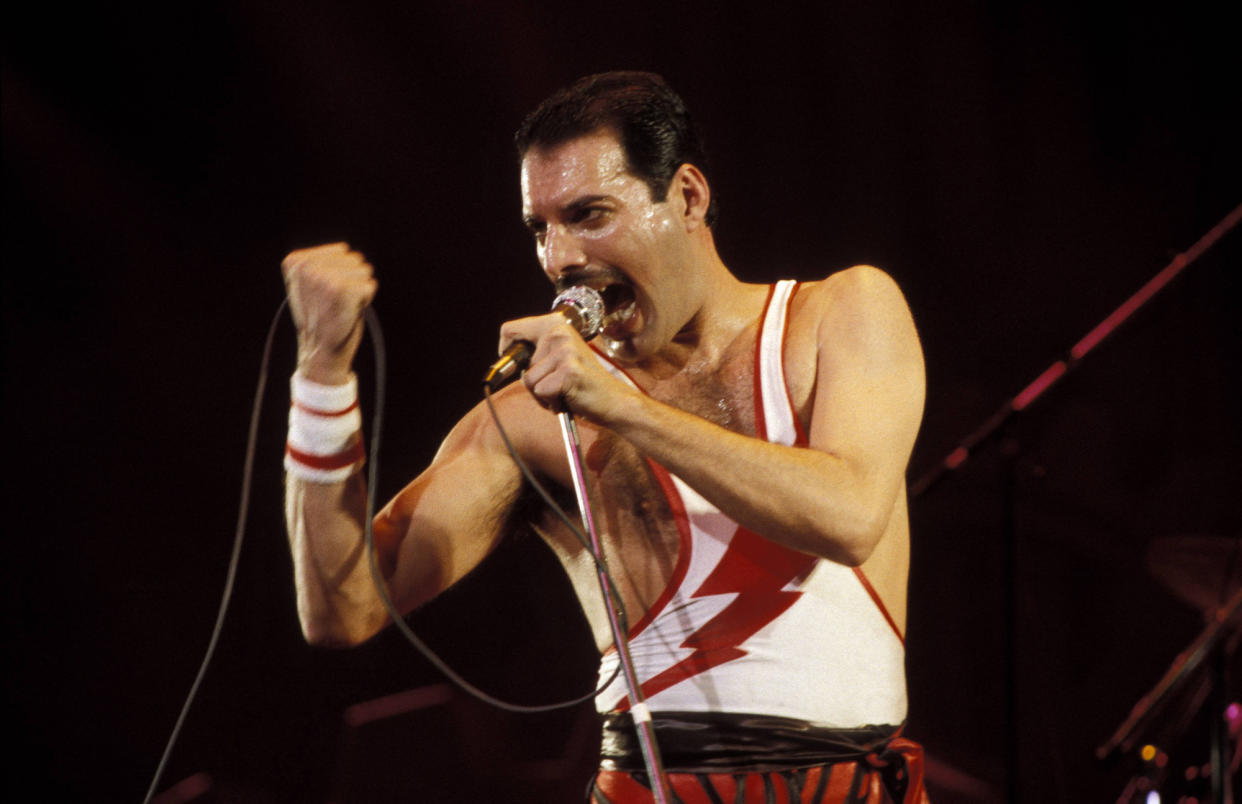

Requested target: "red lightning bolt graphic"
[{"left": 616, "top": 525, "right": 817, "bottom": 711}]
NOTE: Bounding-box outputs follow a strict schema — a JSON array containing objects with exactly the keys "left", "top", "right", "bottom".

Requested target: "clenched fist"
[{"left": 281, "top": 242, "right": 377, "bottom": 385}]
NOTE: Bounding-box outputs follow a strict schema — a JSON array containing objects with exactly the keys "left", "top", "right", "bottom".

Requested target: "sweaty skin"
[{"left": 282, "top": 131, "right": 925, "bottom": 652}]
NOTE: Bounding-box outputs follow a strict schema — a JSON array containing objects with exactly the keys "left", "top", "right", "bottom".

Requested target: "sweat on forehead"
[{"left": 519, "top": 136, "right": 651, "bottom": 227}]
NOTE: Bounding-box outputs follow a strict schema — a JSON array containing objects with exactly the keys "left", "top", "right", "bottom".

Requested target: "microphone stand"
[
  {"left": 558, "top": 410, "right": 672, "bottom": 804},
  {"left": 910, "top": 203, "right": 1241, "bottom": 498}
]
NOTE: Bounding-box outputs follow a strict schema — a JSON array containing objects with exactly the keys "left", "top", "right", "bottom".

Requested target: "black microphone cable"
[
  {"left": 356, "top": 306, "right": 628, "bottom": 712},
  {"left": 142, "top": 299, "right": 287, "bottom": 804},
  {"left": 143, "top": 300, "right": 628, "bottom": 802}
]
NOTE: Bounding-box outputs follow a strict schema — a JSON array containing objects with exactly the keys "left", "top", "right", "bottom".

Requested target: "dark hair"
[{"left": 515, "top": 71, "right": 718, "bottom": 227}]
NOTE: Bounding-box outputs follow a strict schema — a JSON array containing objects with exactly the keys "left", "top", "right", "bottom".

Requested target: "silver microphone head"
[{"left": 551, "top": 285, "right": 604, "bottom": 340}]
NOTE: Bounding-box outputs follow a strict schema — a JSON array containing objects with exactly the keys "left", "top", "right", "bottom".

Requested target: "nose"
[{"left": 540, "top": 224, "right": 588, "bottom": 283}]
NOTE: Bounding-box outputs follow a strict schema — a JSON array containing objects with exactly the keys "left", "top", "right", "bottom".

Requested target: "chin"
[
  {"left": 600, "top": 336, "right": 628, "bottom": 360},
  {"left": 600, "top": 333, "right": 643, "bottom": 362}
]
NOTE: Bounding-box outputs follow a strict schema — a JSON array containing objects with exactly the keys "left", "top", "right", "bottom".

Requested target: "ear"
[{"left": 670, "top": 163, "right": 711, "bottom": 232}]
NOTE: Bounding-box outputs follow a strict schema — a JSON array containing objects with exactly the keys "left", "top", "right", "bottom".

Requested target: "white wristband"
[
  {"left": 285, "top": 372, "right": 365, "bottom": 483},
  {"left": 290, "top": 372, "right": 359, "bottom": 412}
]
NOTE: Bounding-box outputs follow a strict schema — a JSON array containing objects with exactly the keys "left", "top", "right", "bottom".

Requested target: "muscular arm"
[
  {"left": 513, "top": 265, "right": 925, "bottom": 566},
  {"left": 281, "top": 243, "right": 532, "bottom": 646},
  {"left": 284, "top": 402, "right": 525, "bottom": 646},
  {"left": 620, "top": 268, "right": 922, "bottom": 564}
]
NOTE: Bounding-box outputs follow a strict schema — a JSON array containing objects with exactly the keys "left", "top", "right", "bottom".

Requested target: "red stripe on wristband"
[
  {"left": 291, "top": 398, "right": 361, "bottom": 417},
  {"left": 286, "top": 440, "right": 366, "bottom": 470}
]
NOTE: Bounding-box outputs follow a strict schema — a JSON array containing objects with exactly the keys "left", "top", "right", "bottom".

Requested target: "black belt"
[{"left": 599, "top": 711, "right": 903, "bottom": 773}]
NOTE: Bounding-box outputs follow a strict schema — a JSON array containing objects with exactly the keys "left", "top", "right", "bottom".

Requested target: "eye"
[
  {"left": 572, "top": 206, "right": 608, "bottom": 226},
  {"left": 524, "top": 219, "right": 547, "bottom": 243}
]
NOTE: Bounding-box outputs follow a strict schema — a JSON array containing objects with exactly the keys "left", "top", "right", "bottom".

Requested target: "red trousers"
[{"left": 590, "top": 738, "right": 929, "bottom": 803}]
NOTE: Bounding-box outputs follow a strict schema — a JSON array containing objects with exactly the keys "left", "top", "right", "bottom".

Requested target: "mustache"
[{"left": 554, "top": 267, "right": 629, "bottom": 294}]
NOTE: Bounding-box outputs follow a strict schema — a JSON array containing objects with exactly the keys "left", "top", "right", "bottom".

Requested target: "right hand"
[{"left": 281, "top": 242, "right": 378, "bottom": 385}]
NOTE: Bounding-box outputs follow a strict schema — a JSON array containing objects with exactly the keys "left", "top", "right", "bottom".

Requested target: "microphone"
[{"left": 484, "top": 285, "right": 605, "bottom": 390}]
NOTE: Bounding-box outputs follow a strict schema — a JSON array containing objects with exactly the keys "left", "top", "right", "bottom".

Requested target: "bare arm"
[
  {"left": 506, "top": 265, "right": 925, "bottom": 566},
  {"left": 284, "top": 409, "right": 527, "bottom": 645},
  {"left": 280, "top": 243, "right": 530, "bottom": 646},
  {"left": 616, "top": 267, "right": 923, "bottom": 564}
]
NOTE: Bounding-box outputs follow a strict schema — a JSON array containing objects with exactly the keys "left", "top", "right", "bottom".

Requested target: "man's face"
[{"left": 520, "top": 131, "right": 695, "bottom": 361}]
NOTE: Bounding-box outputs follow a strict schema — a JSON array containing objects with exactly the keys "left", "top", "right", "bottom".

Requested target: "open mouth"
[
  {"left": 598, "top": 282, "right": 638, "bottom": 337},
  {"left": 558, "top": 271, "right": 640, "bottom": 341}
]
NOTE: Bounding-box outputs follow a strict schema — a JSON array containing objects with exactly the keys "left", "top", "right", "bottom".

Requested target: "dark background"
[{"left": 4, "top": 1, "right": 1239, "bottom": 801}]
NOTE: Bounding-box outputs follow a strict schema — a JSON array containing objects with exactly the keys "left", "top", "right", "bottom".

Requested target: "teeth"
[{"left": 602, "top": 295, "right": 636, "bottom": 328}]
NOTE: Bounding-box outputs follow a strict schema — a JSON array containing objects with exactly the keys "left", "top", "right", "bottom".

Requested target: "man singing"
[{"left": 281, "top": 71, "right": 928, "bottom": 803}]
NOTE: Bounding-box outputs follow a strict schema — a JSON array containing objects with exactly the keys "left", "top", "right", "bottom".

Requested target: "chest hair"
[{"left": 530, "top": 334, "right": 764, "bottom": 636}]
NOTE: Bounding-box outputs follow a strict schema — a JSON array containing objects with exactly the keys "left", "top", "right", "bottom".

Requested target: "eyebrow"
[
  {"left": 522, "top": 194, "right": 612, "bottom": 230},
  {"left": 565, "top": 194, "right": 611, "bottom": 213}
]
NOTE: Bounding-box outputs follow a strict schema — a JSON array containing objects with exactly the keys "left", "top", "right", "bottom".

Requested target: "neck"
[{"left": 638, "top": 255, "right": 765, "bottom": 380}]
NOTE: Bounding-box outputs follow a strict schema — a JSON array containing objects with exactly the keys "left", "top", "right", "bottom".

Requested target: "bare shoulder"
[
  {"left": 428, "top": 382, "right": 565, "bottom": 478},
  {"left": 797, "top": 265, "right": 911, "bottom": 325},
  {"left": 379, "top": 381, "right": 564, "bottom": 533},
  {"left": 793, "top": 265, "right": 920, "bottom": 360},
  {"left": 779, "top": 267, "right": 920, "bottom": 423}
]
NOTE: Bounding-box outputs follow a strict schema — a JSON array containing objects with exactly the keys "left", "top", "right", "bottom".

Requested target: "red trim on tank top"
[
  {"left": 588, "top": 345, "right": 693, "bottom": 656},
  {"left": 588, "top": 299, "right": 904, "bottom": 653},
  {"left": 751, "top": 284, "right": 778, "bottom": 441},
  {"left": 852, "top": 567, "right": 904, "bottom": 644},
  {"left": 619, "top": 459, "right": 693, "bottom": 642},
  {"left": 766, "top": 282, "right": 900, "bottom": 642}
]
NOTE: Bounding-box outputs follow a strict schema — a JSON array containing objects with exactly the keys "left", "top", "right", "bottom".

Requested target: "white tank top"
[{"left": 594, "top": 280, "right": 908, "bottom": 727}]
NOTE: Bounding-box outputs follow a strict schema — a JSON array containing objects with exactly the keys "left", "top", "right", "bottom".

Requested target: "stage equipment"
[
  {"left": 1148, "top": 534, "right": 1242, "bottom": 618},
  {"left": 911, "top": 204, "right": 1241, "bottom": 498},
  {"left": 1096, "top": 581, "right": 1239, "bottom": 802},
  {"left": 1094, "top": 535, "right": 1241, "bottom": 803},
  {"left": 908, "top": 202, "right": 1242, "bottom": 801}
]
